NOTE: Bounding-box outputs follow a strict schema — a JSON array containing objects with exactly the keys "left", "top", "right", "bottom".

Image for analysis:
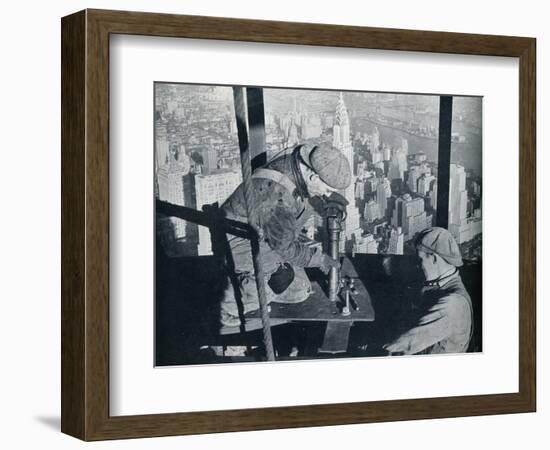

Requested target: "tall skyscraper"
[
  {"left": 353, "top": 233, "right": 378, "bottom": 255},
  {"left": 427, "top": 181, "right": 438, "bottom": 210},
  {"left": 401, "top": 137, "right": 409, "bottom": 155},
  {"left": 388, "top": 227, "right": 404, "bottom": 255},
  {"left": 471, "top": 180, "right": 481, "bottom": 197},
  {"left": 388, "top": 148, "right": 408, "bottom": 182},
  {"left": 286, "top": 121, "right": 299, "bottom": 148},
  {"left": 383, "top": 144, "right": 392, "bottom": 161},
  {"left": 407, "top": 165, "right": 422, "bottom": 193},
  {"left": 332, "top": 93, "right": 361, "bottom": 242},
  {"left": 195, "top": 170, "right": 242, "bottom": 255},
  {"left": 333, "top": 93, "right": 353, "bottom": 177},
  {"left": 449, "top": 163, "right": 468, "bottom": 227},
  {"left": 364, "top": 200, "right": 380, "bottom": 223},
  {"left": 157, "top": 156, "right": 191, "bottom": 241},
  {"left": 418, "top": 174, "right": 436, "bottom": 197},
  {"left": 368, "top": 147, "right": 383, "bottom": 165},
  {"left": 392, "top": 193, "right": 427, "bottom": 240},
  {"left": 355, "top": 179, "right": 366, "bottom": 200},
  {"left": 356, "top": 161, "right": 367, "bottom": 180},
  {"left": 449, "top": 163, "right": 481, "bottom": 244},
  {"left": 155, "top": 138, "right": 170, "bottom": 170},
  {"left": 376, "top": 177, "right": 391, "bottom": 218},
  {"left": 201, "top": 147, "right": 219, "bottom": 174},
  {"left": 371, "top": 127, "right": 381, "bottom": 151},
  {"left": 391, "top": 195, "right": 405, "bottom": 229},
  {"left": 366, "top": 177, "right": 379, "bottom": 194}
]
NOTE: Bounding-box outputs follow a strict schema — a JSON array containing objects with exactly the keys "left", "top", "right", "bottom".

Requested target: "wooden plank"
[
  {"left": 248, "top": 258, "right": 375, "bottom": 322},
  {"left": 221, "top": 275, "right": 374, "bottom": 335},
  {"left": 253, "top": 279, "right": 374, "bottom": 321}
]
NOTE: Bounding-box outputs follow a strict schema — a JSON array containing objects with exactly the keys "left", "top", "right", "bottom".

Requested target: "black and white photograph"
[
  {"left": 2, "top": 0, "right": 544, "bottom": 445},
  {"left": 154, "top": 83, "right": 483, "bottom": 366}
]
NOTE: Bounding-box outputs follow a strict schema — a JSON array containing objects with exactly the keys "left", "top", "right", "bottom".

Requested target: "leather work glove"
[{"left": 324, "top": 192, "right": 348, "bottom": 217}]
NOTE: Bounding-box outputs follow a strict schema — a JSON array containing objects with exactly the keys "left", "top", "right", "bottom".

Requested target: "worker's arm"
[
  {"left": 258, "top": 203, "right": 337, "bottom": 272},
  {"left": 383, "top": 294, "right": 468, "bottom": 355},
  {"left": 258, "top": 204, "right": 316, "bottom": 267}
]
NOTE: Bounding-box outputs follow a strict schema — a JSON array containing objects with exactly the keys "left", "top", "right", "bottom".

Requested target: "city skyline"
[{"left": 154, "top": 83, "right": 482, "bottom": 259}]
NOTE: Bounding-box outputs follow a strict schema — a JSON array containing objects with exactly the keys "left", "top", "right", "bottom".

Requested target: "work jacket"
[
  {"left": 221, "top": 153, "right": 318, "bottom": 271},
  {"left": 389, "top": 270, "right": 474, "bottom": 354}
]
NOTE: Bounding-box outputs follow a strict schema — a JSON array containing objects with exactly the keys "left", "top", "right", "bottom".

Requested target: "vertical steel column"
[
  {"left": 232, "top": 86, "right": 275, "bottom": 361},
  {"left": 246, "top": 87, "right": 267, "bottom": 170},
  {"left": 436, "top": 95, "right": 453, "bottom": 228}
]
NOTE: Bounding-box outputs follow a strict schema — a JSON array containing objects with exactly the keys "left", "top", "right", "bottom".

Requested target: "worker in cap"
[
  {"left": 383, "top": 227, "right": 473, "bottom": 355},
  {"left": 415, "top": 226, "right": 464, "bottom": 268},
  {"left": 299, "top": 142, "right": 351, "bottom": 191},
  {"left": 219, "top": 143, "right": 352, "bottom": 331}
]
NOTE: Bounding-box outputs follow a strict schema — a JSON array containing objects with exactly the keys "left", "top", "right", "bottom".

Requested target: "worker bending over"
[{"left": 219, "top": 143, "right": 351, "bottom": 328}]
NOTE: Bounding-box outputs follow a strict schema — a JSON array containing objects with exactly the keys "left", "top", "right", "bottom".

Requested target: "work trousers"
[{"left": 219, "top": 234, "right": 313, "bottom": 324}]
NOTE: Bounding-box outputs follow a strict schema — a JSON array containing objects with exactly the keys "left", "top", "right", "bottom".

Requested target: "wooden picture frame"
[{"left": 61, "top": 9, "right": 536, "bottom": 441}]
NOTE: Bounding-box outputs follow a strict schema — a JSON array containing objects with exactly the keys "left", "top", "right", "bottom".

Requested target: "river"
[{"left": 352, "top": 118, "right": 482, "bottom": 178}]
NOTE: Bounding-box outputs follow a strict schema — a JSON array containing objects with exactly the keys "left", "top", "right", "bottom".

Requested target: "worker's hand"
[
  {"left": 309, "top": 247, "right": 340, "bottom": 274},
  {"left": 323, "top": 192, "right": 348, "bottom": 217},
  {"left": 320, "top": 254, "right": 341, "bottom": 274},
  {"left": 383, "top": 338, "right": 412, "bottom": 355}
]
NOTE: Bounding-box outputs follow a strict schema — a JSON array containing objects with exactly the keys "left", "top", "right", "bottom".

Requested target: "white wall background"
[{"left": 0, "top": 0, "right": 546, "bottom": 448}]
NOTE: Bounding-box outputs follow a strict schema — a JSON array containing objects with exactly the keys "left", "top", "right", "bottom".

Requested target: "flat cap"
[
  {"left": 415, "top": 227, "right": 463, "bottom": 267},
  {"left": 300, "top": 143, "right": 351, "bottom": 190}
]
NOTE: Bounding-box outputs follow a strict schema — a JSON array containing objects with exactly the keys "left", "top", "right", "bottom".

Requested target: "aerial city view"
[{"left": 154, "top": 84, "right": 482, "bottom": 261}]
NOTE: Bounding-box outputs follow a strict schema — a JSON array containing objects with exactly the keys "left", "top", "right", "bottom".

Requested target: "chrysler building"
[{"left": 333, "top": 93, "right": 361, "bottom": 243}]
